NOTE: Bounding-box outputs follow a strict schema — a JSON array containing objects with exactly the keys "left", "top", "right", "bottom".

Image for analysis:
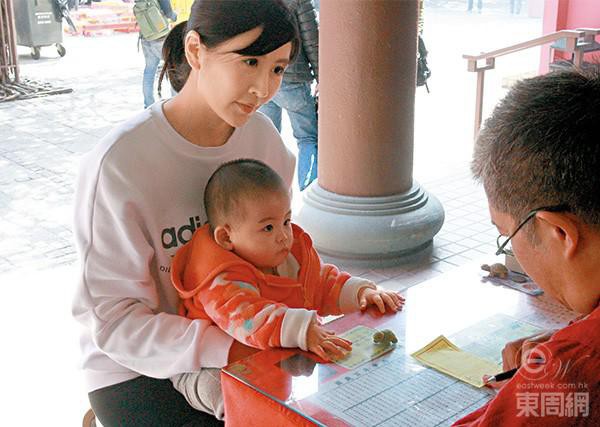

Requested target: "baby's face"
[{"left": 228, "top": 190, "right": 293, "bottom": 271}]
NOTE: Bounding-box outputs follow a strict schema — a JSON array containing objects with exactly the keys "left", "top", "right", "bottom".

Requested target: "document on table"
[
  {"left": 301, "top": 314, "right": 556, "bottom": 426},
  {"left": 411, "top": 335, "right": 502, "bottom": 388},
  {"left": 306, "top": 350, "right": 494, "bottom": 427},
  {"left": 334, "top": 325, "right": 396, "bottom": 369},
  {"left": 450, "top": 313, "right": 543, "bottom": 364}
]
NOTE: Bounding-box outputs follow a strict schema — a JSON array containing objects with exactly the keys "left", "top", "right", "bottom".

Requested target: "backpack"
[
  {"left": 133, "top": 0, "right": 170, "bottom": 41},
  {"left": 416, "top": 35, "right": 431, "bottom": 92}
]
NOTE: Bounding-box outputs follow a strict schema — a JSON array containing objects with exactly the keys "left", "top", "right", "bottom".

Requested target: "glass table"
[{"left": 221, "top": 263, "right": 578, "bottom": 427}]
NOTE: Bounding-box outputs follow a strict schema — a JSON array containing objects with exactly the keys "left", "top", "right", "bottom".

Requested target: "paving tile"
[
  {"left": 444, "top": 253, "right": 474, "bottom": 267},
  {"left": 430, "top": 246, "right": 456, "bottom": 260},
  {"left": 428, "top": 260, "right": 458, "bottom": 273},
  {"left": 377, "top": 274, "right": 416, "bottom": 292},
  {"left": 359, "top": 270, "right": 393, "bottom": 284}
]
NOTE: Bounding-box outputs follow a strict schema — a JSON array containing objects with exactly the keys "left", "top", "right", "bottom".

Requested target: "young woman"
[{"left": 72, "top": 1, "right": 299, "bottom": 425}]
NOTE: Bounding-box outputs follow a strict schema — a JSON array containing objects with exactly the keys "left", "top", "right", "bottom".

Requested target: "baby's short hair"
[{"left": 204, "top": 159, "right": 287, "bottom": 229}]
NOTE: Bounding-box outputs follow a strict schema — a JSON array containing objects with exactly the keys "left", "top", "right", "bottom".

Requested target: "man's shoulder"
[{"left": 552, "top": 308, "right": 600, "bottom": 351}]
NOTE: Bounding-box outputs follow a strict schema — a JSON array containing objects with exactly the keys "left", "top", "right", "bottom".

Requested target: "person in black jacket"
[{"left": 259, "top": 0, "right": 319, "bottom": 191}]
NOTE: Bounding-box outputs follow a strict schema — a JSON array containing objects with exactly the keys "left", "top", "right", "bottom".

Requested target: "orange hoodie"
[{"left": 171, "top": 224, "right": 372, "bottom": 351}]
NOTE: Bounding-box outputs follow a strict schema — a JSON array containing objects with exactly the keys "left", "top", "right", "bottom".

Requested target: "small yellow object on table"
[{"left": 411, "top": 335, "right": 501, "bottom": 388}]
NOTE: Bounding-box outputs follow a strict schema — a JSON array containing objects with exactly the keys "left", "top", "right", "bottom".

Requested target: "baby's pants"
[{"left": 171, "top": 368, "right": 225, "bottom": 420}]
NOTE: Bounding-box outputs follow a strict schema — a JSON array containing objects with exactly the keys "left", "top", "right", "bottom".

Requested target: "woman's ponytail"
[{"left": 158, "top": 21, "right": 191, "bottom": 96}]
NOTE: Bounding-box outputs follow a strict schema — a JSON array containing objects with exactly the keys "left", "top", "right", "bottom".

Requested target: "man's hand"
[
  {"left": 358, "top": 286, "right": 405, "bottom": 313},
  {"left": 501, "top": 330, "right": 556, "bottom": 371},
  {"left": 306, "top": 319, "right": 352, "bottom": 361}
]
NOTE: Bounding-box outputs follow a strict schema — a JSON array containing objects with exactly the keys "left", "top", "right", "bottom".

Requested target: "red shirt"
[{"left": 453, "top": 305, "right": 600, "bottom": 426}]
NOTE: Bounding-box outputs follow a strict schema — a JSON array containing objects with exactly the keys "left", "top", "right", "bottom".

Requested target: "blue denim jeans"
[
  {"left": 141, "top": 38, "right": 165, "bottom": 108},
  {"left": 260, "top": 81, "right": 318, "bottom": 191},
  {"left": 467, "top": 0, "right": 483, "bottom": 12}
]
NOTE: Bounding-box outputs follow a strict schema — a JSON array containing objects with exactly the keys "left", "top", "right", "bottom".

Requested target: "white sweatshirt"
[{"left": 72, "top": 102, "right": 295, "bottom": 392}]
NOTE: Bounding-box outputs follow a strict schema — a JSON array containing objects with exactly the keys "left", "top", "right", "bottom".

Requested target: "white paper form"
[
  {"left": 307, "top": 351, "right": 493, "bottom": 427},
  {"left": 450, "top": 313, "right": 543, "bottom": 365}
]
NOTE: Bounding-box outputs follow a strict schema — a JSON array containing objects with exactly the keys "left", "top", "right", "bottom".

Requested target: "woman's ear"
[
  {"left": 184, "top": 30, "right": 203, "bottom": 71},
  {"left": 214, "top": 225, "right": 234, "bottom": 251},
  {"left": 536, "top": 211, "right": 580, "bottom": 259}
]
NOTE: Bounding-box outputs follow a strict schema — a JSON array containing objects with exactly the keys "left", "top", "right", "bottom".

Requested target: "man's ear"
[
  {"left": 184, "top": 30, "right": 203, "bottom": 71},
  {"left": 536, "top": 212, "right": 580, "bottom": 259},
  {"left": 214, "top": 225, "right": 234, "bottom": 251}
]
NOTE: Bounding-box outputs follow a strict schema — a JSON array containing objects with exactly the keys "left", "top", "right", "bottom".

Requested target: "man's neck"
[{"left": 562, "top": 235, "right": 600, "bottom": 314}]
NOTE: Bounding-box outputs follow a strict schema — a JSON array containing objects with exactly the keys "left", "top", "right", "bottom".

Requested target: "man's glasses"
[{"left": 495, "top": 204, "right": 570, "bottom": 256}]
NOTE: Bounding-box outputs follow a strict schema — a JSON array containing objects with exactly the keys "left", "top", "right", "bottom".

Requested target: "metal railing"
[
  {"left": 0, "top": 0, "right": 19, "bottom": 84},
  {"left": 463, "top": 28, "right": 600, "bottom": 140}
]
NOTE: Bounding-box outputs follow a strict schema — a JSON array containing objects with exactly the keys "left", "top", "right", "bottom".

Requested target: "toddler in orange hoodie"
[{"left": 170, "top": 159, "right": 404, "bottom": 418}]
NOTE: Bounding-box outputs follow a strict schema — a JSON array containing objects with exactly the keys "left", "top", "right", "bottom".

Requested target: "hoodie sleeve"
[
  {"left": 198, "top": 272, "right": 316, "bottom": 351},
  {"left": 315, "top": 264, "right": 376, "bottom": 315}
]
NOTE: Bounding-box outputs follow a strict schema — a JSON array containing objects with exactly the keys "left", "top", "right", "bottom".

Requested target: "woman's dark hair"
[{"left": 158, "top": 0, "right": 299, "bottom": 94}]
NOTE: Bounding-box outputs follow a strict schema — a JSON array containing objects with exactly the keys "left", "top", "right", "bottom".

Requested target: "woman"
[{"left": 72, "top": 1, "right": 299, "bottom": 425}]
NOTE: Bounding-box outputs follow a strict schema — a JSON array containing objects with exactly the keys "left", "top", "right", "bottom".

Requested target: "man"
[
  {"left": 454, "top": 70, "right": 600, "bottom": 425},
  {"left": 259, "top": 0, "right": 319, "bottom": 191}
]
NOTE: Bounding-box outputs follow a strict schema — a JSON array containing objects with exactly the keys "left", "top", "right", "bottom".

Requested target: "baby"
[{"left": 170, "top": 159, "right": 404, "bottom": 417}]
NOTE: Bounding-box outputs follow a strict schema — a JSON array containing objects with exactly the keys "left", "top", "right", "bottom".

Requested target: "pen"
[
  {"left": 485, "top": 367, "right": 518, "bottom": 383},
  {"left": 485, "top": 357, "right": 546, "bottom": 384}
]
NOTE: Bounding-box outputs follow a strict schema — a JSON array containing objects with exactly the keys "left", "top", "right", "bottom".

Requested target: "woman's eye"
[
  {"left": 244, "top": 58, "right": 259, "bottom": 67},
  {"left": 263, "top": 224, "right": 274, "bottom": 232},
  {"left": 284, "top": 219, "right": 291, "bottom": 226},
  {"left": 274, "top": 65, "right": 285, "bottom": 75}
]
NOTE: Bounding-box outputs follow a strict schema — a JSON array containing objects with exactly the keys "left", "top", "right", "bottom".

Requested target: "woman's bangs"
[{"left": 234, "top": 11, "right": 299, "bottom": 59}]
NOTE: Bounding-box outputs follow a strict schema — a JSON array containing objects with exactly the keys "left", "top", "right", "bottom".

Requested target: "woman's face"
[{"left": 195, "top": 27, "right": 292, "bottom": 127}]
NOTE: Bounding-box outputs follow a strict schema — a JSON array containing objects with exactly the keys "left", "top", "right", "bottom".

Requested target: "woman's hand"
[
  {"left": 501, "top": 330, "right": 556, "bottom": 371},
  {"left": 306, "top": 319, "right": 352, "bottom": 361}
]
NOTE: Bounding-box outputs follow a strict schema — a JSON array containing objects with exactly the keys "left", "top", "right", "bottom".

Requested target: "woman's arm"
[{"left": 73, "top": 152, "right": 233, "bottom": 379}]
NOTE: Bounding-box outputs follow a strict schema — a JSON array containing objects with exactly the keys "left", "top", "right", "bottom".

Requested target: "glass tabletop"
[{"left": 222, "top": 263, "right": 578, "bottom": 427}]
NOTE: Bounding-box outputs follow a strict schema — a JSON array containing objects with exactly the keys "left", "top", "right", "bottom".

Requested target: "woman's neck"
[{"left": 163, "top": 86, "right": 234, "bottom": 148}]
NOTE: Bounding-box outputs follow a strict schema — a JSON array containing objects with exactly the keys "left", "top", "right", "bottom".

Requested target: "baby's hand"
[
  {"left": 359, "top": 286, "right": 405, "bottom": 313},
  {"left": 306, "top": 319, "right": 352, "bottom": 361}
]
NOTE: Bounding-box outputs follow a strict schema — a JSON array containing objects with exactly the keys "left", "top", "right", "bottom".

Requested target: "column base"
[{"left": 295, "top": 181, "right": 445, "bottom": 268}]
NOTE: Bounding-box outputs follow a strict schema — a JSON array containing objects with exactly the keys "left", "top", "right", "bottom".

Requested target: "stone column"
[{"left": 296, "top": 0, "right": 444, "bottom": 266}]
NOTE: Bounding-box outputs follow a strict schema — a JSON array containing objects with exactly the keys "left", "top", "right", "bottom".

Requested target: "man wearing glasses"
[{"left": 454, "top": 70, "right": 599, "bottom": 425}]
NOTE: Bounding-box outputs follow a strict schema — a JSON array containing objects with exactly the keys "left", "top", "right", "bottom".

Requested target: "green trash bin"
[{"left": 14, "top": 0, "right": 66, "bottom": 60}]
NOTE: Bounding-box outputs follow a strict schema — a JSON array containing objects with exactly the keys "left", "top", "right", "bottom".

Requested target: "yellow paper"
[{"left": 411, "top": 335, "right": 501, "bottom": 388}]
